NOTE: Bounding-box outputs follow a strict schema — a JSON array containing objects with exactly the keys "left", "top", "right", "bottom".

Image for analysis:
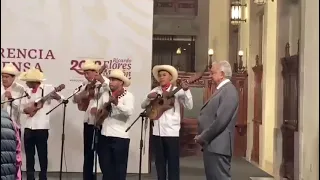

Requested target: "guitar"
[
  {"left": 146, "top": 67, "right": 208, "bottom": 120},
  {"left": 24, "top": 84, "right": 65, "bottom": 117},
  {"left": 77, "top": 65, "right": 107, "bottom": 111},
  {"left": 95, "top": 89, "right": 125, "bottom": 126}
]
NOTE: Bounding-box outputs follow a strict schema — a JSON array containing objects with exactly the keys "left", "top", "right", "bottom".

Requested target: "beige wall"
[
  {"left": 240, "top": 0, "right": 319, "bottom": 179},
  {"left": 299, "top": 0, "right": 319, "bottom": 179},
  {"left": 239, "top": 0, "right": 303, "bottom": 177}
]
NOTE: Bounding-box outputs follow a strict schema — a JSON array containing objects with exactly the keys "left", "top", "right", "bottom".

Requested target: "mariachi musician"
[
  {"left": 20, "top": 68, "right": 64, "bottom": 180},
  {"left": 141, "top": 65, "right": 193, "bottom": 180},
  {"left": 92, "top": 69, "right": 134, "bottom": 180},
  {"left": 1, "top": 63, "right": 26, "bottom": 128},
  {"left": 72, "top": 59, "right": 110, "bottom": 180},
  {"left": 1, "top": 63, "right": 24, "bottom": 179}
]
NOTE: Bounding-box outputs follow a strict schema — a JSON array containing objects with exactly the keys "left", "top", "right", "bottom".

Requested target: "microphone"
[
  {"left": 77, "top": 84, "right": 83, "bottom": 90},
  {"left": 73, "top": 84, "right": 83, "bottom": 93},
  {"left": 24, "top": 91, "right": 31, "bottom": 99}
]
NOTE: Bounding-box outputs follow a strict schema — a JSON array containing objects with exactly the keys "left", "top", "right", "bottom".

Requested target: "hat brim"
[
  {"left": 152, "top": 65, "right": 178, "bottom": 83},
  {"left": 81, "top": 64, "right": 101, "bottom": 72},
  {"left": 109, "top": 74, "right": 131, "bottom": 87},
  {"left": 20, "top": 78, "right": 46, "bottom": 82},
  {"left": 19, "top": 72, "right": 45, "bottom": 82},
  {"left": 1, "top": 70, "right": 19, "bottom": 76}
]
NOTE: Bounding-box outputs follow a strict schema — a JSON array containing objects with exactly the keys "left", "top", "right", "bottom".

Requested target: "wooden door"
[
  {"left": 280, "top": 43, "right": 299, "bottom": 180},
  {"left": 231, "top": 73, "right": 248, "bottom": 157},
  {"left": 251, "top": 56, "right": 263, "bottom": 163},
  {"left": 178, "top": 72, "right": 210, "bottom": 157}
]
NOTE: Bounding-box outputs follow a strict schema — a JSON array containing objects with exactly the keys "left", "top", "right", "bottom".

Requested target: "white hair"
[{"left": 212, "top": 60, "right": 232, "bottom": 79}]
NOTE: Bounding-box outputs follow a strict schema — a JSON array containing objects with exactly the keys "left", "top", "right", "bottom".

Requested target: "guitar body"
[
  {"left": 96, "top": 107, "right": 110, "bottom": 126},
  {"left": 25, "top": 101, "right": 44, "bottom": 117},
  {"left": 77, "top": 86, "right": 95, "bottom": 111},
  {"left": 146, "top": 96, "right": 175, "bottom": 120},
  {"left": 77, "top": 99, "right": 91, "bottom": 111}
]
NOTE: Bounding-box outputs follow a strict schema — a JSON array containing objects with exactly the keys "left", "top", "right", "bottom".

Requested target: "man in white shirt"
[
  {"left": 1, "top": 63, "right": 26, "bottom": 129},
  {"left": 92, "top": 69, "right": 134, "bottom": 180},
  {"left": 72, "top": 60, "right": 110, "bottom": 180},
  {"left": 20, "top": 68, "right": 63, "bottom": 180},
  {"left": 141, "top": 65, "right": 193, "bottom": 180}
]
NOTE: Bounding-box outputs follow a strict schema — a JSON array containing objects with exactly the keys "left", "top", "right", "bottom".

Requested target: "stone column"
[
  {"left": 261, "top": 1, "right": 278, "bottom": 174},
  {"left": 237, "top": 0, "right": 254, "bottom": 160},
  {"left": 208, "top": 0, "right": 230, "bottom": 62},
  {"left": 299, "top": 0, "right": 319, "bottom": 179}
]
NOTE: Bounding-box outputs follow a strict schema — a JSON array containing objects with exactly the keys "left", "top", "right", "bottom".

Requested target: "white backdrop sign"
[{"left": 1, "top": 0, "right": 153, "bottom": 173}]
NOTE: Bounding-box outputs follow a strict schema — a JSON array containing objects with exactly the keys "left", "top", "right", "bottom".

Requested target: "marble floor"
[{"left": 23, "top": 156, "right": 273, "bottom": 180}]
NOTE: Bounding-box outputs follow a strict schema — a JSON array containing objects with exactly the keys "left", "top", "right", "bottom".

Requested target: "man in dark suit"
[{"left": 195, "top": 60, "right": 239, "bottom": 180}]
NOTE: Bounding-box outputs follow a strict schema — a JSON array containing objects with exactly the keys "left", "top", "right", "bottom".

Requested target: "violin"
[{"left": 77, "top": 65, "right": 107, "bottom": 111}]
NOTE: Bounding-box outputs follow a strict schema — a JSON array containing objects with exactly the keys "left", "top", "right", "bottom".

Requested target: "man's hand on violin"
[
  {"left": 94, "top": 73, "right": 105, "bottom": 84},
  {"left": 109, "top": 96, "right": 119, "bottom": 106},
  {"left": 90, "top": 107, "right": 98, "bottom": 115},
  {"left": 4, "top": 91, "right": 12, "bottom": 99},
  {"left": 147, "top": 92, "right": 159, "bottom": 99},
  {"left": 181, "top": 81, "right": 189, "bottom": 91}
]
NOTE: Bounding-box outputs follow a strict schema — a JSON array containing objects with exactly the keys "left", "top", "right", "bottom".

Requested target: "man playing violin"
[
  {"left": 91, "top": 69, "right": 134, "bottom": 180},
  {"left": 72, "top": 60, "right": 110, "bottom": 180},
  {"left": 20, "top": 68, "right": 63, "bottom": 180},
  {"left": 141, "top": 65, "right": 193, "bottom": 180}
]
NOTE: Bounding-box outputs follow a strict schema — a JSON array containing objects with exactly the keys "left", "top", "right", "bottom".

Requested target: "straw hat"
[
  {"left": 152, "top": 65, "right": 178, "bottom": 83},
  {"left": 19, "top": 68, "right": 45, "bottom": 82},
  {"left": 1, "top": 63, "right": 19, "bottom": 76},
  {"left": 109, "top": 69, "right": 131, "bottom": 87},
  {"left": 81, "top": 60, "right": 101, "bottom": 72}
]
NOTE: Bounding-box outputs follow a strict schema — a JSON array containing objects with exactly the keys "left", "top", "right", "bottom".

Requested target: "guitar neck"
[
  {"left": 38, "top": 90, "right": 57, "bottom": 104},
  {"left": 167, "top": 87, "right": 182, "bottom": 98}
]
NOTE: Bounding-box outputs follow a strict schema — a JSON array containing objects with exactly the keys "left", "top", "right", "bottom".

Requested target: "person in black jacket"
[{"left": 1, "top": 110, "right": 22, "bottom": 180}]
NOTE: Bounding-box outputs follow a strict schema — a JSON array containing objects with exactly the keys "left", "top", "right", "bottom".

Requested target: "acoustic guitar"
[
  {"left": 24, "top": 84, "right": 65, "bottom": 117},
  {"left": 77, "top": 65, "right": 107, "bottom": 111},
  {"left": 146, "top": 68, "right": 207, "bottom": 120},
  {"left": 95, "top": 89, "right": 125, "bottom": 126}
]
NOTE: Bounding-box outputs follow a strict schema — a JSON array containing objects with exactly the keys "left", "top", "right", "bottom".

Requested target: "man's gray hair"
[{"left": 212, "top": 60, "right": 233, "bottom": 79}]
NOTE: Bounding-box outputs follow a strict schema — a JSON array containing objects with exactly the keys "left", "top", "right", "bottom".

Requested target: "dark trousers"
[
  {"left": 153, "top": 135, "right": 180, "bottom": 180},
  {"left": 98, "top": 136, "right": 130, "bottom": 180},
  {"left": 24, "top": 128, "right": 49, "bottom": 180},
  {"left": 203, "top": 150, "right": 232, "bottom": 180},
  {"left": 83, "top": 123, "right": 101, "bottom": 180}
]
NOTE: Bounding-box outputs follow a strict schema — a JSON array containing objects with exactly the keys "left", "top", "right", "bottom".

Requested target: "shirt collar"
[{"left": 216, "top": 79, "right": 230, "bottom": 90}]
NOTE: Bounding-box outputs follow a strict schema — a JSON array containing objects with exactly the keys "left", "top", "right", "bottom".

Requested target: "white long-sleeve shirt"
[
  {"left": 72, "top": 77, "right": 110, "bottom": 125},
  {"left": 1, "top": 82, "right": 26, "bottom": 126},
  {"left": 96, "top": 89, "right": 134, "bottom": 139},
  {"left": 22, "top": 84, "right": 64, "bottom": 130},
  {"left": 141, "top": 85, "right": 193, "bottom": 137}
]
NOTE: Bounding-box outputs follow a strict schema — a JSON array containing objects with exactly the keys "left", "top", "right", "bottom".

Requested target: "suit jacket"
[{"left": 197, "top": 81, "right": 239, "bottom": 156}]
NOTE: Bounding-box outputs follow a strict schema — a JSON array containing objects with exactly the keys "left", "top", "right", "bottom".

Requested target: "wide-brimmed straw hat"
[
  {"left": 81, "top": 59, "right": 101, "bottom": 72},
  {"left": 19, "top": 68, "right": 45, "bottom": 82},
  {"left": 1, "top": 63, "right": 19, "bottom": 76},
  {"left": 152, "top": 65, "right": 178, "bottom": 83},
  {"left": 109, "top": 69, "right": 131, "bottom": 87}
]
